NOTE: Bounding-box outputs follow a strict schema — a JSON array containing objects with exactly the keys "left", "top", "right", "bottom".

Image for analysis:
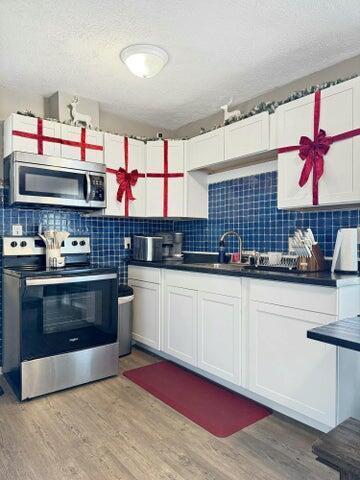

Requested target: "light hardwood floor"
[{"left": 0, "top": 348, "right": 337, "bottom": 480}]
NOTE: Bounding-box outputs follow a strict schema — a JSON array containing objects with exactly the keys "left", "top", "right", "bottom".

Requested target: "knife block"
[{"left": 297, "top": 244, "right": 325, "bottom": 272}]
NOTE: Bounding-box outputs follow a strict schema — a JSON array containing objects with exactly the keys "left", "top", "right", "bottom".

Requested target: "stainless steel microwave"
[{"left": 4, "top": 151, "right": 106, "bottom": 209}]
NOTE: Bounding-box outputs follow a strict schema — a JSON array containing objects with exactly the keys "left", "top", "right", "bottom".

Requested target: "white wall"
[{"left": 0, "top": 85, "right": 174, "bottom": 138}]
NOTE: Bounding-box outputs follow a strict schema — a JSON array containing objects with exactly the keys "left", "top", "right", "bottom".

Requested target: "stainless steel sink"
[{"left": 184, "top": 262, "right": 250, "bottom": 271}]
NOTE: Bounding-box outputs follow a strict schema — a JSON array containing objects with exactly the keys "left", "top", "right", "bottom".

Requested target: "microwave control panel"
[{"left": 90, "top": 175, "right": 105, "bottom": 201}]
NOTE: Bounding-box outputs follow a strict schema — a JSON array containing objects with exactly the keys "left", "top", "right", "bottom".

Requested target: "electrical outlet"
[
  {"left": 12, "top": 224, "right": 23, "bottom": 236},
  {"left": 124, "top": 237, "right": 131, "bottom": 250}
]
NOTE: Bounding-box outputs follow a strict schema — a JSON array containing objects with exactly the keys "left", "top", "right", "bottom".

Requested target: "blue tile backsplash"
[
  {"left": 175, "top": 171, "right": 360, "bottom": 256},
  {"left": 1, "top": 169, "right": 359, "bottom": 363}
]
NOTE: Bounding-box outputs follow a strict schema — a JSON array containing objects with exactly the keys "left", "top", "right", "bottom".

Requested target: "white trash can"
[{"left": 118, "top": 285, "right": 134, "bottom": 356}]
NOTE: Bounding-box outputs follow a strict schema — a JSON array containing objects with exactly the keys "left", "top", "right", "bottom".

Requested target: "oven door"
[
  {"left": 21, "top": 273, "right": 118, "bottom": 361},
  {"left": 11, "top": 161, "right": 92, "bottom": 208}
]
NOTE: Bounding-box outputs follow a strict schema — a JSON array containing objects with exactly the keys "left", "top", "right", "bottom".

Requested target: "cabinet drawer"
[
  {"left": 164, "top": 270, "right": 241, "bottom": 297},
  {"left": 249, "top": 279, "right": 337, "bottom": 315},
  {"left": 128, "top": 266, "right": 161, "bottom": 284}
]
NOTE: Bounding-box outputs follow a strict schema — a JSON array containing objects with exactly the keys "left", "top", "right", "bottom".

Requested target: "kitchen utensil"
[
  {"left": 54, "top": 231, "right": 70, "bottom": 249},
  {"left": 289, "top": 228, "right": 325, "bottom": 271}
]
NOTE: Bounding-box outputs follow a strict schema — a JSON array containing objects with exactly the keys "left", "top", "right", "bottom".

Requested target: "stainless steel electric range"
[{"left": 2, "top": 235, "right": 119, "bottom": 400}]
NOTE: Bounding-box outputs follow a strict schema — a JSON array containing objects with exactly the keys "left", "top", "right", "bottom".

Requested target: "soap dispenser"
[{"left": 218, "top": 240, "right": 226, "bottom": 263}]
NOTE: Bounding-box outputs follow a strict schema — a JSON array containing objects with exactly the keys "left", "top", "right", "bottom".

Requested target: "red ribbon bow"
[
  {"left": 115, "top": 167, "right": 139, "bottom": 202},
  {"left": 298, "top": 128, "right": 332, "bottom": 202},
  {"left": 278, "top": 88, "right": 360, "bottom": 205}
]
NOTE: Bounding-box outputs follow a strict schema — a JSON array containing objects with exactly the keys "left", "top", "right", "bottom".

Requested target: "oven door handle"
[
  {"left": 85, "top": 172, "right": 91, "bottom": 203},
  {"left": 25, "top": 273, "right": 117, "bottom": 286}
]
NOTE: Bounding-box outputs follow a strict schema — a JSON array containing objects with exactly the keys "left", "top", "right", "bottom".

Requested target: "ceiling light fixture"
[{"left": 120, "top": 44, "right": 169, "bottom": 79}]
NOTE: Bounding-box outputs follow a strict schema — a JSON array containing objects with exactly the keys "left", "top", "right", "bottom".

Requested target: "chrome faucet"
[{"left": 219, "top": 230, "right": 243, "bottom": 264}]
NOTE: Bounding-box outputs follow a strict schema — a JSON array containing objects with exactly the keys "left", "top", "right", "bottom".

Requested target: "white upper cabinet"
[
  {"left": 146, "top": 140, "right": 185, "bottom": 218},
  {"left": 269, "top": 113, "right": 277, "bottom": 150},
  {"left": 61, "top": 124, "right": 104, "bottom": 163},
  {"left": 224, "top": 111, "right": 270, "bottom": 161},
  {"left": 103, "top": 133, "right": 146, "bottom": 217},
  {"left": 4, "top": 113, "right": 61, "bottom": 158},
  {"left": 187, "top": 128, "right": 225, "bottom": 171},
  {"left": 277, "top": 77, "right": 360, "bottom": 209}
]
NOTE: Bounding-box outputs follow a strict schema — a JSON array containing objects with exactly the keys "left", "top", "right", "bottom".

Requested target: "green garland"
[
  {"left": 16, "top": 74, "right": 358, "bottom": 142},
  {"left": 207, "top": 74, "right": 359, "bottom": 134}
]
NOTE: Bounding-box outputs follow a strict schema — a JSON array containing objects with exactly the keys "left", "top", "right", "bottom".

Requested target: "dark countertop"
[
  {"left": 307, "top": 317, "right": 360, "bottom": 351},
  {"left": 128, "top": 259, "right": 360, "bottom": 287}
]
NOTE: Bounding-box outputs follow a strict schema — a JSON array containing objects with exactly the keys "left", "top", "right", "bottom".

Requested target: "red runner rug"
[{"left": 123, "top": 361, "right": 271, "bottom": 437}]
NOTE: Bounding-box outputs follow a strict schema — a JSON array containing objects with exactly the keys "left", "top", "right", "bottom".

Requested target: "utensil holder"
[
  {"left": 297, "top": 244, "right": 325, "bottom": 272},
  {"left": 46, "top": 248, "right": 65, "bottom": 268}
]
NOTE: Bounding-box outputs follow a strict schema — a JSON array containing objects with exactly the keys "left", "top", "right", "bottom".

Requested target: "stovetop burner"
[{"left": 9, "top": 262, "right": 90, "bottom": 272}]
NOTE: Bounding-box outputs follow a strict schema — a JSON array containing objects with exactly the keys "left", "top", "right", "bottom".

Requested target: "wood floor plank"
[{"left": 0, "top": 348, "right": 336, "bottom": 480}]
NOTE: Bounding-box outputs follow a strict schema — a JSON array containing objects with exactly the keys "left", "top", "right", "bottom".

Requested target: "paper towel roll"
[{"left": 332, "top": 228, "right": 358, "bottom": 273}]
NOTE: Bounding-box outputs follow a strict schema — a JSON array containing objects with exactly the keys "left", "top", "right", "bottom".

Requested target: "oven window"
[
  {"left": 19, "top": 166, "right": 86, "bottom": 199},
  {"left": 21, "top": 278, "right": 117, "bottom": 360}
]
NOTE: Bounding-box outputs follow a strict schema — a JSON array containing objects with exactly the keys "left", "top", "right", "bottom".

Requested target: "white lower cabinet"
[
  {"left": 248, "top": 301, "right": 337, "bottom": 426},
  {"left": 130, "top": 267, "right": 360, "bottom": 431},
  {"left": 128, "top": 279, "right": 160, "bottom": 350},
  {"left": 163, "top": 285, "right": 197, "bottom": 366},
  {"left": 197, "top": 292, "right": 240, "bottom": 384}
]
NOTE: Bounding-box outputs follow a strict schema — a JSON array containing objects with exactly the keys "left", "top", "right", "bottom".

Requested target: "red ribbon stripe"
[
  {"left": 278, "top": 90, "right": 360, "bottom": 205},
  {"left": 12, "top": 119, "right": 103, "bottom": 160},
  {"left": 146, "top": 140, "right": 184, "bottom": 217},
  {"left": 61, "top": 127, "right": 103, "bottom": 160},
  {"left": 12, "top": 118, "right": 62, "bottom": 154},
  {"left": 106, "top": 136, "right": 145, "bottom": 217}
]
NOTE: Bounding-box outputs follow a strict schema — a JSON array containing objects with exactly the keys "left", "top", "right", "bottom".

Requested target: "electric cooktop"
[{"left": 3, "top": 264, "right": 118, "bottom": 278}]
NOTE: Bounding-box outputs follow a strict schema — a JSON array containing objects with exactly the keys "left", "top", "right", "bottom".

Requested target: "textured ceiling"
[{"left": 1, "top": 0, "right": 360, "bottom": 130}]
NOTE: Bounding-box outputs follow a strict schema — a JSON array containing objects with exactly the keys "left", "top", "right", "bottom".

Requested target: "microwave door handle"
[{"left": 85, "top": 172, "right": 91, "bottom": 203}]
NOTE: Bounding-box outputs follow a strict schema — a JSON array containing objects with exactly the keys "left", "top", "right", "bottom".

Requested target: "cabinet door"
[
  {"left": 248, "top": 301, "right": 337, "bottom": 426},
  {"left": 224, "top": 112, "right": 270, "bottom": 161},
  {"left": 4, "top": 114, "right": 61, "bottom": 158},
  {"left": 187, "top": 128, "right": 225, "bottom": 171},
  {"left": 128, "top": 279, "right": 160, "bottom": 350},
  {"left": 198, "top": 292, "right": 240, "bottom": 384},
  {"left": 146, "top": 140, "right": 184, "bottom": 218},
  {"left": 104, "top": 134, "right": 146, "bottom": 217},
  {"left": 163, "top": 285, "right": 197, "bottom": 365},
  {"left": 61, "top": 125, "right": 103, "bottom": 163},
  {"left": 277, "top": 77, "right": 360, "bottom": 209}
]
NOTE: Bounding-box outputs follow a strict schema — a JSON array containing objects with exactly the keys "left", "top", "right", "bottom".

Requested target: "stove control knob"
[
  {"left": 10, "top": 241, "right": 18, "bottom": 248},
  {"left": 72, "top": 240, "right": 78, "bottom": 246},
  {"left": 20, "top": 241, "right": 27, "bottom": 247},
  {"left": 80, "top": 240, "right": 86, "bottom": 246}
]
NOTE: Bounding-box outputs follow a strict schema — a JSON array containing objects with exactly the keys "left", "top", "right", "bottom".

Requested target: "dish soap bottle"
[{"left": 218, "top": 240, "right": 226, "bottom": 263}]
